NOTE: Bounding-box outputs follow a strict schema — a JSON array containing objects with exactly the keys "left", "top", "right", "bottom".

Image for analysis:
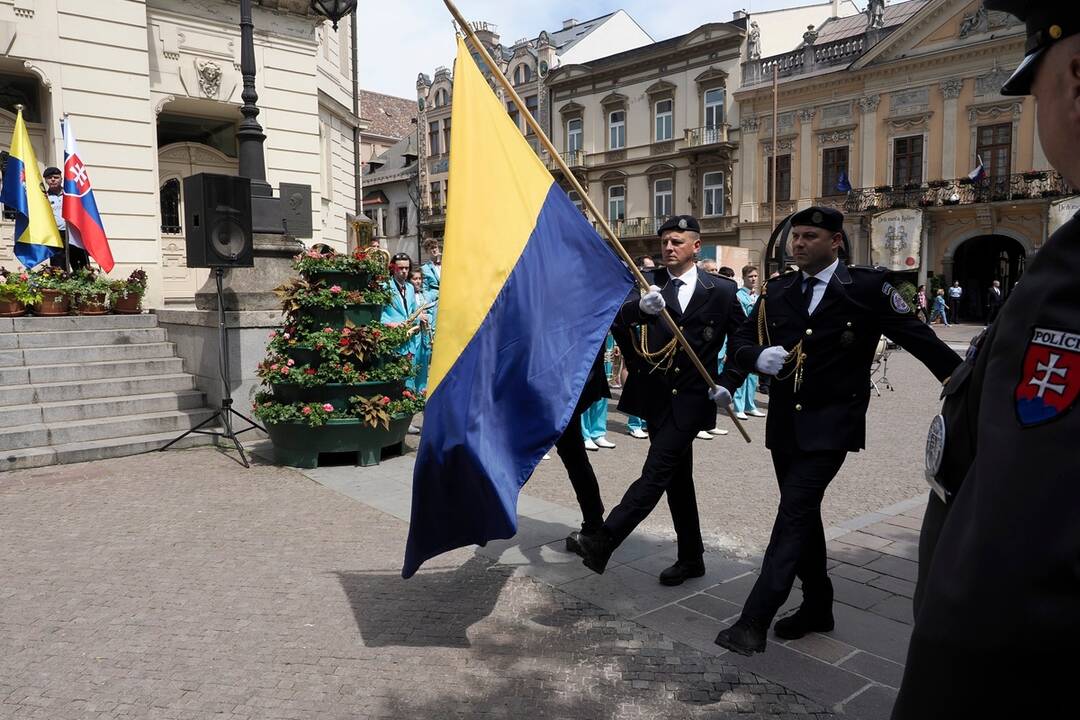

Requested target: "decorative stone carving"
[
  {"left": 887, "top": 112, "right": 933, "bottom": 131},
  {"left": 748, "top": 22, "right": 761, "bottom": 61},
  {"left": 154, "top": 95, "right": 176, "bottom": 116},
  {"left": 803, "top": 25, "right": 819, "bottom": 46},
  {"left": 797, "top": 108, "right": 816, "bottom": 123},
  {"left": 939, "top": 78, "right": 964, "bottom": 100},
  {"left": 762, "top": 138, "right": 795, "bottom": 154},
  {"left": 867, "top": 0, "right": 885, "bottom": 30},
  {"left": 740, "top": 115, "right": 760, "bottom": 133},
  {"left": 890, "top": 87, "right": 929, "bottom": 114},
  {"left": 857, "top": 94, "right": 880, "bottom": 113},
  {"left": 968, "top": 101, "right": 1022, "bottom": 123},
  {"left": 196, "top": 59, "right": 222, "bottom": 99},
  {"left": 817, "top": 129, "right": 853, "bottom": 144},
  {"left": 762, "top": 112, "right": 795, "bottom": 134},
  {"left": 976, "top": 63, "right": 1013, "bottom": 96},
  {"left": 958, "top": 7, "right": 988, "bottom": 38},
  {"left": 821, "top": 102, "right": 852, "bottom": 127}
]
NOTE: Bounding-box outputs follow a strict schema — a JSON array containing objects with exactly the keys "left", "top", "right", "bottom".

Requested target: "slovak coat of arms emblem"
[{"left": 1015, "top": 327, "right": 1080, "bottom": 426}]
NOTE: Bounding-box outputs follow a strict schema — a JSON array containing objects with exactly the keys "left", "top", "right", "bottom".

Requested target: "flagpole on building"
[
  {"left": 442, "top": 0, "right": 750, "bottom": 443},
  {"left": 60, "top": 113, "right": 71, "bottom": 273},
  {"left": 769, "top": 65, "right": 778, "bottom": 272}
]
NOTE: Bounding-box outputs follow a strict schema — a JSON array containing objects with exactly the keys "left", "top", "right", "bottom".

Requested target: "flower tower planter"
[{"left": 253, "top": 247, "right": 425, "bottom": 468}]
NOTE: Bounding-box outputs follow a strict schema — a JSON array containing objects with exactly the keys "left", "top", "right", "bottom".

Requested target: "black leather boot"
[
  {"left": 714, "top": 617, "right": 768, "bottom": 655},
  {"left": 658, "top": 558, "right": 706, "bottom": 586}
]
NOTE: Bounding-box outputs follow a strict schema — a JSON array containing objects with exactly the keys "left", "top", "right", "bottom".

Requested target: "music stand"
[{"left": 160, "top": 266, "right": 264, "bottom": 467}]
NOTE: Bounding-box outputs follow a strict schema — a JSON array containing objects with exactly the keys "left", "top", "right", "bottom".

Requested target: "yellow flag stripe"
[{"left": 12, "top": 111, "right": 62, "bottom": 249}]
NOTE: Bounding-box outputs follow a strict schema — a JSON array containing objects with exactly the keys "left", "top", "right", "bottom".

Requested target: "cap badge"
[
  {"left": 1050, "top": 25, "right": 1063, "bottom": 40},
  {"left": 811, "top": 211, "right": 824, "bottom": 224},
  {"left": 677, "top": 218, "right": 688, "bottom": 230}
]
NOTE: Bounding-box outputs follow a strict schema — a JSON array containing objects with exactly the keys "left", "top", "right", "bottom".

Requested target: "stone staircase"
[{"left": 0, "top": 314, "right": 219, "bottom": 471}]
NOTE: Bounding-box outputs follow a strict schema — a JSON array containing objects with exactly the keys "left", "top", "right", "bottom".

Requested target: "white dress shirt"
[
  {"left": 801, "top": 258, "right": 839, "bottom": 315},
  {"left": 668, "top": 264, "right": 699, "bottom": 312}
]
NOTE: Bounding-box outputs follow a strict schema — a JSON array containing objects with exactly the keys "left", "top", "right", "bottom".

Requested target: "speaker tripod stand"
[{"left": 160, "top": 266, "right": 264, "bottom": 467}]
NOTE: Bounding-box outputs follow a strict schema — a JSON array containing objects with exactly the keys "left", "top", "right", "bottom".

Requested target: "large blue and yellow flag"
[
  {"left": 1, "top": 109, "right": 62, "bottom": 268},
  {"left": 402, "top": 37, "right": 635, "bottom": 578}
]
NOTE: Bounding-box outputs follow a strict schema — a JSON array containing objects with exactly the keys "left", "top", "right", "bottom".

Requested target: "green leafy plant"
[
  {"left": 28, "top": 266, "right": 73, "bottom": 293},
  {"left": 110, "top": 268, "right": 148, "bottom": 299},
  {"left": 293, "top": 247, "right": 391, "bottom": 283},
  {"left": 68, "top": 267, "right": 113, "bottom": 304},
  {"left": 251, "top": 395, "right": 346, "bottom": 427},
  {"left": 274, "top": 277, "right": 392, "bottom": 314},
  {"left": 0, "top": 268, "right": 43, "bottom": 305}
]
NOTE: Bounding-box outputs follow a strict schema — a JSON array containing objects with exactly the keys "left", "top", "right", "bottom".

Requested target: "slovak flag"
[
  {"left": 61, "top": 118, "right": 114, "bottom": 272},
  {"left": 967, "top": 154, "right": 987, "bottom": 183}
]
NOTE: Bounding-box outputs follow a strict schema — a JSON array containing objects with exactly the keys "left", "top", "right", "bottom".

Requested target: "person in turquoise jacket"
[
  {"left": 408, "top": 267, "right": 436, "bottom": 392},
  {"left": 733, "top": 265, "right": 766, "bottom": 421},
  {"left": 420, "top": 238, "right": 442, "bottom": 302},
  {"left": 383, "top": 253, "right": 429, "bottom": 433}
]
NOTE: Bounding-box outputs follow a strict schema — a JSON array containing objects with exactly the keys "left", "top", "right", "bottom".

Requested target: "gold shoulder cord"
[
  {"left": 757, "top": 277, "right": 807, "bottom": 391},
  {"left": 633, "top": 324, "right": 679, "bottom": 373}
]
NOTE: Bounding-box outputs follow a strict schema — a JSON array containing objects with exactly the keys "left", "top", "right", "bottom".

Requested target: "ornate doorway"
[
  {"left": 951, "top": 234, "right": 1026, "bottom": 321},
  {"left": 157, "top": 142, "right": 238, "bottom": 303}
]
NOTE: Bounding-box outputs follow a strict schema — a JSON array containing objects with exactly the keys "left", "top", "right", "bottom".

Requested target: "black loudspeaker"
[{"left": 183, "top": 173, "right": 254, "bottom": 268}]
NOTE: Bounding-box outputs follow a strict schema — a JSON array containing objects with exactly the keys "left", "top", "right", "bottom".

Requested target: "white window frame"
[
  {"left": 608, "top": 110, "right": 626, "bottom": 150},
  {"left": 607, "top": 185, "right": 625, "bottom": 222},
  {"left": 654, "top": 99, "right": 673, "bottom": 141},
  {"left": 704, "top": 88, "right": 725, "bottom": 128},
  {"left": 653, "top": 178, "right": 672, "bottom": 219},
  {"left": 703, "top": 171, "right": 725, "bottom": 217},
  {"left": 568, "top": 190, "right": 584, "bottom": 214},
  {"left": 566, "top": 118, "right": 583, "bottom": 152}
]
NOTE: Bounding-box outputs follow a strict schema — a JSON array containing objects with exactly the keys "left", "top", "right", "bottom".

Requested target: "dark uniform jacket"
[
  {"left": 728, "top": 263, "right": 960, "bottom": 452},
  {"left": 575, "top": 348, "right": 610, "bottom": 415},
  {"left": 894, "top": 213, "right": 1080, "bottom": 717},
  {"left": 611, "top": 267, "right": 746, "bottom": 433}
]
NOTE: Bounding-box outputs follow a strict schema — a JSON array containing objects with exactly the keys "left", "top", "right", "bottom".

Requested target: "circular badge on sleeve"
[{"left": 924, "top": 414, "right": 946, "bottom": 483}]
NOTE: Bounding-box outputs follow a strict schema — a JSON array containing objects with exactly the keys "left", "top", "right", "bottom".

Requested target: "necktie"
[
  {"left": 803, "top": 277, "right": 818, "bottom": 313},
  {"left": 671, "top": 278, "right": 684, "bottom": 311}
]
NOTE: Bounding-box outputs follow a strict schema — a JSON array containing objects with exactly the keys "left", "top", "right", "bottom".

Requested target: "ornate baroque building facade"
[
  {"left": 0, "top": 0, "right": 362, "bottom": 307},
  {"left": 735, "top": 0, "right": 1078, "bottom": 318}
]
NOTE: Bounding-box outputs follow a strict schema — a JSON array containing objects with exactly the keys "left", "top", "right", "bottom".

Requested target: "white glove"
[
  {"left": 639, "top": 285, "right": 665, "bottom": 315},
  {"left": 755, "top": 345, "right": 788, "bottom": 376},
  {"left": 708, "top": 385, "right": 732, "bottom": 408}
]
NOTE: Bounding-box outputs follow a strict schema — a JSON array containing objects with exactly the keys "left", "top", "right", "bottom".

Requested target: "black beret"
[
  {"left": 42, "top": 166, "right": 61, "bottom": 178},
  {"left": 984, "top": 1, "right": 1080, "bottom": 95},
  {"left": 657, "top": 215, "right": 700, "bottom": 236},
  {"left": 789, "top": 206, "right": 844, "bottom": 234}
]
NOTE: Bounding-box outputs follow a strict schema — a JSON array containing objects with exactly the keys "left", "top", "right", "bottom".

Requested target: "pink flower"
[
  {"left": 380, "top": 396, "right": 391, "bottom": 406},
  {"left": 268, "top": 331, "right": 277, "bottom": 339},
  {"left": 330, "top": 285, "right": 342, "bottom": 293},
  {"left": 385, "top": 322, "right": 401, "bottom": 328},
  {"left": 322, "top": 403, "right": 334, "bottom": 411},
  {"left": 286, "top": 359, "right": 295, "bottom": 367},
  {"left": 302, "top": 406, "right": 313, "bottom": 415},
  {"left": 282, "top": 332, "right": 291, "bottom": 340},
  {"left": 270, "top": 363, "right": 279, "bottom": 371},
  {"left": 279, "top": 366, "right": 289, "bottom": 375},
  {"left": 323, "top": 327, "right": 334, "bottom": 333},
  {"left": 19, "top": 273, "right": 28, "bottom": 281}
]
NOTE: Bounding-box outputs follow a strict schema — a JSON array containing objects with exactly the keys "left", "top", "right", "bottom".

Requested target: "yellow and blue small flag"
[
  {"left": 402, "top": 37, "right": 635, "bottom": 578},
  {"left": 1, "top": 109, "right": 62, "bottom": 268}
]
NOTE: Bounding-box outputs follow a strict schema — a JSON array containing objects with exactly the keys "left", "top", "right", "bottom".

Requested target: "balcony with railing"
[
  {"left": 829, "top": 171, "right": 1075, "bottom": 213},
  {"left": 544, "top": 149, "right": 587, "bottom": 172},
  {"left": 597, "top": 216, "right": 667, "bottom": 238},
  {"left": 419, "top": 202, "right": 447, "bottom": 226},
  {"left": 684, "top": 125, "right": 732, "bottom": 149}
]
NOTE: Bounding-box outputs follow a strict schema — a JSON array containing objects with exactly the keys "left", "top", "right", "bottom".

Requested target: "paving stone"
[
  {"left": 627, "top": 552, "right": 753, "bottom": 588},
  {"left": 781, "top": 631, "right": 856, "bottom": 664},
  {"left": 881, "top": 514, "right": 924, "bottom": 531},
  {"left": 831, "top": 576, "right": 893, "bottom": 610},
  {"left": 559, "top": 563, "right": 681, "bottom": 619},
  {"left": 829, "top": 605, "right": 912, "bottom": 664},
  {"left": 867, "top": 575, "right": 916, "bottom": 599},
  {"left": 634, "top": 604, "right": 728, "bottom": 657},
  {"left": 861, "top": 522, "right": 921, "bottom": 545},
  {"left": 702, "top": 573, "right": 802, "bottom": 619},
  {"left": 728, "top": 641, "right": 870, "bottom": 708},
  {"left": 838, "top": 651, "right": 906, "bottom": 689},
  {"left": 867, "top": 595, "right": 913, "bottom": 626},
  {"left": 825, "top": 541, "right": 881, "bottom": 567},
  {"left": 833, "top": 532, "right": 892, "bottom": 551},
  {"left": 876, "top": 541, "right": 919, "bottom": 562},
  {"left": 865, "top": 555, "right": 918, "bottom": 583},
  {"left": 677, "top": 592, "right": 744, "bottom": 622},
  {"left": 830, "top": 563, "right": 881, "bottom": 584},
  {"left": 840, "top": 684, "right": 899, "bottom": 720}
]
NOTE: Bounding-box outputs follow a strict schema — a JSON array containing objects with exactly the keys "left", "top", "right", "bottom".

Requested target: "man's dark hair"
[
  {"left": 391, "top": 252, "right": 412, "bottom": 265},
  {"left": 718, "top": 266, "right": 736, "bottom": 278}
]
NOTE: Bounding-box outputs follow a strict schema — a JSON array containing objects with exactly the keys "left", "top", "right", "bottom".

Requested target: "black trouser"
[
  {"left": 947, "top": 297, "right": 959, "bottom": 324},
  {"left": 48, "top": 230, "right": 89, "bottom": 271},
  {"left": 603, "top": 419, "right": 703, "bottom": 562},
  {"left": 555, "top": 406, "right": 604, "bottom": 532},
  {"left": 742, "top": 448, "right": 848, "bottom": 624},
  {"left": 913, "top": 491, "right": 948, "bottom": 618}
]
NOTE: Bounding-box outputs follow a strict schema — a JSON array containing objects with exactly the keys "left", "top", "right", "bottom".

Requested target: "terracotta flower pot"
[
  {"left": 0, "top": 297, "right": 26, "bottom": 317},
  {"left": 31, "top": 289, "right": 70, "bottom": 316},
  {"left": 112, "top": 294, "right": 143, "bottom": 314},
  {"left": 75, "top": 292, "right": 109, "bottom": 316}
]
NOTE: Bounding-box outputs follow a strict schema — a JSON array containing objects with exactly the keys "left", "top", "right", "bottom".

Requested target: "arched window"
[
  {"left": 513, "top": 64, "right": 532, "bottom": 86},
  {"left": 434, "top": 88, "right": 449, "bottom": 107},
  {"left": 160, "top": 179, "right": 182, "bottom": 234}
]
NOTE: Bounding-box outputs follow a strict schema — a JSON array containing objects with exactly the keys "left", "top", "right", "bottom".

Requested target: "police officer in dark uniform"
[
  {"left": 714, "top": 207, "right": 960, "bottom": 655},
  {"left": 572, "top": 215, "right": 747, "bottom": 583},
  {"left": 894, "top": 4, "right": 1080, "bottom": 716}
]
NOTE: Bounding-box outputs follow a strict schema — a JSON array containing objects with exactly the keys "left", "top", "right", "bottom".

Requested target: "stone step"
[
  {"left": 0, "top": 408, "right": 218, "bottom": 452},
  {"left": 0, "top": 373, "right": 197, "bottom": 407},
  {"left": 0, "top": 428, "right": 220, "bottom": 472},
  {"left": 0, "top": 342, "right": 176, "bottom": 368},
  {"left": 0, "top": 390, "right": 206, "bottom": 428},
  {"left": 0, "top": 357, "right": 186, "bottom": 385},
  {"left": 0, "top": 326, "right": 167, "bottom": 349},
  {"left": 4, "top": 314, "right": 158, "bottom": 333}
]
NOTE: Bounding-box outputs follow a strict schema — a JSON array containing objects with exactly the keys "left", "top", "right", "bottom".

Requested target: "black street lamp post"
[
  {"left": 237, "top": 0, "right": 270, "bottom": 198},
  {"left": 309, "top": 0, "right": 358, "bottom": 30}
]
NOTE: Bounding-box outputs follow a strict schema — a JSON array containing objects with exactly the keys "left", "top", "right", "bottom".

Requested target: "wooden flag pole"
[{"left": 442, "top": 0, "right": 751, "bottom": 443}]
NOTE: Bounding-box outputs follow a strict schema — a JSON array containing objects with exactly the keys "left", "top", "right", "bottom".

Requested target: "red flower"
[
  {"left": 330, "top": 285, "right": 342, "bottom": 293},
  {"left": 403, "top": 390, "right": 414, "bottom": 399},
  {"left": 380, "top": 396, "right": 391, "bottom": 405},
  {"left": 339, "top": 337, "right": 350, "bottom": 347},
  {"left": 305, "top": 367, "right": 317, "bottom": 375},
  {"left": 322, "top": 403, "right": 334, "bottom": 412}
]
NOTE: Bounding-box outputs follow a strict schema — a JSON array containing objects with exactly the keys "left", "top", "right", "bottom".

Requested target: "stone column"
[
  {"left": 798, "top": 108, "right": 815, "bottom": 207},
  {"left": 940, "top": 79, "right": 963, "bottom": 180},
  {"left": 1033, "top": 104, "right": 1050, "bottom": 170},
  {"left": 918, "top": 216, "right": 929, "bottom": 287},
  {"left": 857, "top": 95, "right": 880, "bottom": 187},
  {"left": 739, "top": 115, "right": 760, "bottom": 224}
]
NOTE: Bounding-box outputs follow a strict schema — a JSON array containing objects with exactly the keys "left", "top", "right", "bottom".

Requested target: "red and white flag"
[{"left": 62, "top": 118, "right": 114, "bottom": 272}]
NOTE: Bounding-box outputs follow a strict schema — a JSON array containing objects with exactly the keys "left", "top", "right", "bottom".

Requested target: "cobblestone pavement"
[
  {"left": 524, "top": 350, "right": 955, "bottom": 556},
  {"left": 0, "top": 450, "right": 832, "bottom": 720}
]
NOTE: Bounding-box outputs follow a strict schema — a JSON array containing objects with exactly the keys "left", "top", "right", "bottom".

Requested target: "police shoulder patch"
[{"left": 1015, "top": 327, "right": 1080, "bottom": 427}]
